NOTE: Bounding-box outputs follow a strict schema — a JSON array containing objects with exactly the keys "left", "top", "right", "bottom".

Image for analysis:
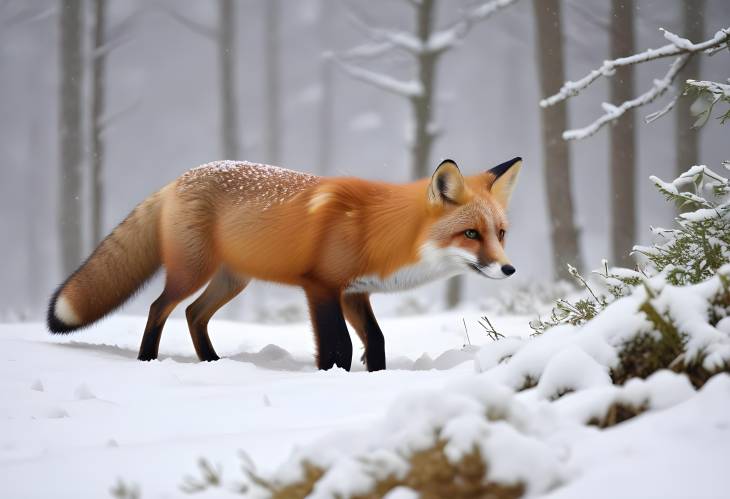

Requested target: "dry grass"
[
  {"left": 268, "top": 442, "right": 524, "bottom": 499},
  {"left": 588, "top": 402, "right": 648, "bottom": 428}
]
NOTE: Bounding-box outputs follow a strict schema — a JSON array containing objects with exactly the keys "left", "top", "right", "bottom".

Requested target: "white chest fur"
[{"left": 346, "top": 243, "right": 475, "bottom": 294}]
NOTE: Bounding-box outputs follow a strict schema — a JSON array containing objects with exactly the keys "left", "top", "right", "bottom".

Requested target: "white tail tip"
[{"left": 54, "top": 295, "right": 81, "bottom": 327}]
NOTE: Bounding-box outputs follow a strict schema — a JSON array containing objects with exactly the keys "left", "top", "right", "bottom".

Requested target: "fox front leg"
[
  {"left": 304, "top": 285, "right": 353, "bottom": 371},
  {"left": 341, "top": 293, "right": 385, "bottom": 372}
]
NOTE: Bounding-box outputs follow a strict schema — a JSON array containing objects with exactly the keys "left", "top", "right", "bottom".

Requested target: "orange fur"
[{"left": 47, "top": 158, "right": 522, "bottom": 368}]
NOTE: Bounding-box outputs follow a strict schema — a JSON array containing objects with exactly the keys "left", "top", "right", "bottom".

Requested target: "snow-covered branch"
[
  {"left": 564, "top": 54, "right": 690, "bottom": 140},
  {"left": 334, "top": 41, "right": 396, "bottom": 62},
  {"left": 426, "top": 0, "right": 520, "bottom": 53},
  {"left": 332, "top": 58, "right": 424, "bottom": 98},
  {"left": 644, "top": 94, "right": 678, "bottom": 124},
  {"left": 345, "top": 7, "right": 423, "bottom": 55},
  {"left": 541, "top": 28, "right": 729, "bottom": 108},
  {"left": 345, "top": 0, "right": 519, "bottom": 57},
  {"left": 542, "top": 27, "right": 730, "bottom": 140}
]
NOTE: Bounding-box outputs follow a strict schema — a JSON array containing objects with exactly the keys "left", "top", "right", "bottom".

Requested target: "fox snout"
[
  {"left": 501, "top": 264, "right": 516, "bottom": 276},
  {"left": 470, "top": 261, "right": 516, "bottom": 279}
]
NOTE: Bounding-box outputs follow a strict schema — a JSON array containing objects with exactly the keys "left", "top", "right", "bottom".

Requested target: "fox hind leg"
[
  {"left": 138, "top": 293, "right": 178, "bottom": 361},
  {"left": 185, "top": 267, "right": 249, "bottom": 361},
  {"left": 138, "top": 257, "right": 216, "bottom": 360},
  {"left": 138, "top": 269, "right": 214, "bottom": 360}
]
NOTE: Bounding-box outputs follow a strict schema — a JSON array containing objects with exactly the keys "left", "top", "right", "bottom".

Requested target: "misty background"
[{"left": 1, "top": 0, "right": 728, "bottom": 322}]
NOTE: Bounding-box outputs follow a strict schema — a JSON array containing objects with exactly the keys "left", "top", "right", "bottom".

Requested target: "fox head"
[{"left": 424, "top": 157, "right": 522, "bottom": 280}]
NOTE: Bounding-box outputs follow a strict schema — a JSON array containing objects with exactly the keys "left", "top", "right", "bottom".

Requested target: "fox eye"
[
  {"left": 464, "top": 229, "right": 480, "bottom": 240},
  {"left": 498, "top": 229, "right": 506, "bottom": 242}
]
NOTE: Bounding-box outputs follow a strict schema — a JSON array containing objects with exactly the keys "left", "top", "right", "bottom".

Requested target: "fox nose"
[{"left": 501, "top": 264, "right": 516, "bottom": 276}]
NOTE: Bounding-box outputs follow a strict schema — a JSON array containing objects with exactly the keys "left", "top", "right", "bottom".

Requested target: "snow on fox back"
[{"left": 177, "top": 160, "right": 320, "bottom": 210}]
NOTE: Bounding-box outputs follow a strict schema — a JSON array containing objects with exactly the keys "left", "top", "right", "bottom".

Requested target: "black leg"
[
  {"left": 306, "top": 288, "right": 352, "bottom": 371},
  {"left": 138, "top": 296, "right": 173, "bottom": 361},
  {"left": 185, "top": 268, "right": 249, "bottom": 361},
  {"left": 342, "top": 293, "right": 386, "bottom": 372}
]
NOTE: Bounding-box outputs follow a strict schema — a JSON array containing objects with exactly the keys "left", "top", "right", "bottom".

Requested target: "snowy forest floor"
[{"left": 1, "top": 313, "right": 728, "bottom": 498}]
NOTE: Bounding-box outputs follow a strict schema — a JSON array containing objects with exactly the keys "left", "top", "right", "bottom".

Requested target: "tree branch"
[
  {"left": 99, "top": 98, "right": 143, "bottom": 131},
  {"left": 1, "top": 4, "right": 55, "bottom": 30},
  {"left": 541, "top": 27, "right": 730, "bottom": 108},
  {"left": 344, "top": 5, "right": 422, "bottom": 55},
  {"left": 158, "top": 4, "right": 217, "bottom": 41},
  {"left": 644, "top": 94, "right": 678, "bottom": 124},
  {"left": 332, "top": 58, "right": 423, "bottom": 97},
  {"left": 426, "top": 0, "right": 520, "bottom": 53},
  {"left": 334, "top": 41, "right": 396, "bottom": 62},
  {"left": 563, "top": 54, "right": 690, "bottom": 140}
]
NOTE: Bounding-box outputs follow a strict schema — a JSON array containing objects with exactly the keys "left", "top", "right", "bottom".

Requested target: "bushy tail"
[{"left": 48, "top": 192, "right": 164, "bottom": 333}]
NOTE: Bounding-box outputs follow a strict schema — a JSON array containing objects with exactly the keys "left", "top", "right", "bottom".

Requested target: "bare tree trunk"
[
  {"left": 264, "top": 0, "right": 281, "bottom": 164},
  {"left": 318, "top": 0, "right": 334, "bottom": 175},
  {"left": 675, "top": 0, "right": 705, "bottom": 178},
  {"left": 59, "top": 0, "right": 84, "bottom": 275},
  {"left": 219, "top": 0, "right": 240, "bottom": 160},
  {"left": 27, "top": 118, "right": 43, "bottom": 315},
  {"left": 532, "top": 0, "right": 583, "bottom": 280},
  {"left": 609, "top": 0, "right": 636, "bottom": 267},
  {"left": 410, "top": 0, "right": 437, "bottom": 181},
  {"left": 91, "top": 0, "right": 106, "bottom": 246},
  {"left": 410, "top": 0, "right": 458, "bottom": 307}
]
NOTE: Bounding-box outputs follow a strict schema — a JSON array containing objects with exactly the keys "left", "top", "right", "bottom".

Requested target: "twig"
[
  {"left": 645, "top": 94, "right": 678, "bottom": 123},
  {"left": 462, "top": 318, "right": 472, "bottom": 346},
  {"left": 478, "top": 315, "right": 505, "bottom": 341},
  {"left": 562, "top": 54, "right": 690, "bottom": 140},
  {"left": 330, "top": 57, "right": 423, "bottom": 97}
]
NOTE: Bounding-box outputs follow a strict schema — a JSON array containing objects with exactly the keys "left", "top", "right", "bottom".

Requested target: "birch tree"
[
  {"left": 533, "top": 0, "right": 584, "bottom": 280},
  {"left": 59, "top": 0, "right": 84, "bottom": 275},
  {"left": 609, "top": 0, "right": 636, "bottom": 268}
]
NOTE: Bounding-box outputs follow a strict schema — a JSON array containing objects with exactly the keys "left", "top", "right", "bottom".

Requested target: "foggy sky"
[{"left": 1, "top": 0, "right": 728, "bottom": 320}]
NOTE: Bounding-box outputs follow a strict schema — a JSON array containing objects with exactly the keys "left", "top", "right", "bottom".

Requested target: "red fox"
[{"left": 48, "top": 157, "right": 522, "bottom": 371}]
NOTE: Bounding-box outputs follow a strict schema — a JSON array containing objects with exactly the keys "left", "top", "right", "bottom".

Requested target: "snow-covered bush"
[
  {"left": 246, "top": 372, "right": 730, "bottom": 498},
  {"left": 532, "top": 162, "right": 730, "bottom": 333},
  {"left": 241, "top": 267, "right": 730, "bottom": 498},
  {"left": 641, "top": 164, "right": 730, "bottom": 285}
]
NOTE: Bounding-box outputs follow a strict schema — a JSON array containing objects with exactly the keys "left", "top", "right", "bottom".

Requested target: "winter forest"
[{"left": 1, "top": 0, "right": 730, "bottom": 498}]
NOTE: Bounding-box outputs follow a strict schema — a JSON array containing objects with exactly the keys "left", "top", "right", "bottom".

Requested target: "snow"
[
  {"left": 2, "top": 285, "right": 729, "bottom": 498},
  {"left": 251, "top": 266, "right": 730, "bottom": 496},
  {"left": 0, "top": 311, "right": 528, "bottom": 498},
  {"left": 686, "top": 78, "right": 730, "bottom": 99},
  {"left": 544, "top": 375, "right": 730, "bottom": 499}
]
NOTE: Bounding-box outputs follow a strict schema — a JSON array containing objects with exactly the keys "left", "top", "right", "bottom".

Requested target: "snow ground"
[
  {"left": 0, "top": 312, "right": 529, "bottom": 498},
  {"left": 1, "top": 311, "right": 729, "bottom": 498}
]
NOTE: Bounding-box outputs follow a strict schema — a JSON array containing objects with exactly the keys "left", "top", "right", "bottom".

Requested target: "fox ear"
[
  {"left": 488, "top": 157, "right": 522, "bottom": 208},
  {"left": 428, "top": 159, "right": 466, "bottom": 206}
]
